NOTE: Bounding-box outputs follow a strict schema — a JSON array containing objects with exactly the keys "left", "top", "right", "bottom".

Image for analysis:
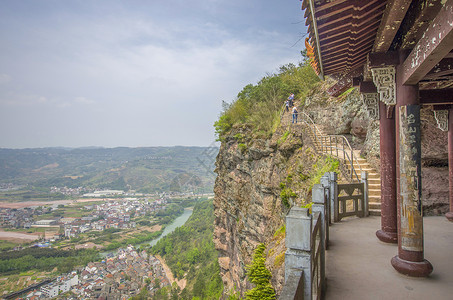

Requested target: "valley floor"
[{"left": 325, "top": 216, "right": 453, "bottom": 300}]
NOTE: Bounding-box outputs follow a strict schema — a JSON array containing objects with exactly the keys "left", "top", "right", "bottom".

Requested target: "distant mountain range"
[{"left": 0, "top": 146, "right": 218, "bottom": 195}]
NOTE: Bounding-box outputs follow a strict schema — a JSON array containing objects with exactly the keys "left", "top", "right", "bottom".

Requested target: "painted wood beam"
[
  {"left": 368, "top": 51, "right": 400, "bottom": 67},
  {"left": 327, "top": 67, "right": 363, "bottom": 96},
  {"left": 424, "top": 58, "right": 453, "bottom": 79},
  {"left": 402, "top": 0, "right": 453, "bottom": 85},
  {"left": 359, "top": 81, "right": 378, "bottom": 93},
  {"left": 373, "top": 0, "right": 412, "bottom": 52},
  {"left": 352, "top": 76, "right": 363, "bottom": 87},
  {"left": 398, "top": 0, "right": 444, "bottom": 50},
  {"left": 432, "top": 104, "right": 452, "bottom": 110},
  {"left": 420, "top": 88, "right": 453, "bottom": 105}
]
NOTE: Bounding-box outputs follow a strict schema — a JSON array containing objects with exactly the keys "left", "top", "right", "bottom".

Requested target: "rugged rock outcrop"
[{"left": 213, "top": 124, "right": 321, "bottom": 297}]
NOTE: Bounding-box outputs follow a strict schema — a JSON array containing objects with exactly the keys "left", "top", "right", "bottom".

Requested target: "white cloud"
[
  {"left": 37, "top": 96, "right": 48, "bottom": 103},
  {"left": 0, "top": 73, "right": 11, "bottom": 84},
  {"left": 74, "top": 96, "right": 94, "bottom": 105}
]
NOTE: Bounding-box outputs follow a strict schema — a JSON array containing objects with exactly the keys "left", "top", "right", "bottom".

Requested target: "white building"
[
  {"left": 41, "top": 274, "right": 79, "bottom": 298},
  {"left": 83, "top": 190, "right": 125, "bottom": 197}
]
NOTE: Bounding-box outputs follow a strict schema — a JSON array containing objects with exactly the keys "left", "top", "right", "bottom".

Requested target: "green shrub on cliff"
[
  {"left": 309, "top": 156, "right": 339, "bottom": 190},
  {"left": 245, "top": 243, "right": 276, "bottom": 300},
  {"left": 214, "top": 63, "right": 319, "bottom": 140}
]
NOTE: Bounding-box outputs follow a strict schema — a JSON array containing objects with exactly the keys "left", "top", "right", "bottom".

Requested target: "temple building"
[{"left": 302, "top": 0, "right": 453, "bottom": 277}]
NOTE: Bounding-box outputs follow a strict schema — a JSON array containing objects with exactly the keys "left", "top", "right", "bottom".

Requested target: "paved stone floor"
[{"left": 325, "top": 216, "right": 453, "bottom": 300}]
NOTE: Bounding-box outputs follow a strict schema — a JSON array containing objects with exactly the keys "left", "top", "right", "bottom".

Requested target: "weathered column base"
[
  {"left": 445, "top": 212, "right": 453, "bottom": 222},
  {"left": 376, "top": 230, "right": 397, "bottom": 243},
  {"left": 391, "top": 256, "right": 433, "bottom": 277}
]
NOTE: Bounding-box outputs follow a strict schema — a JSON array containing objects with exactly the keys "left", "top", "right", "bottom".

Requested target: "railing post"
[
  {"left": 320, "top": 173, "right": 331, "bottom": 226},
  {"left": 336, "top": 136, "right": 339, "bottom": 158},
  {"left": 312, "top": 185, "right": 326, "bottom": 291},
  {"left": 285, "top": 207, "right": 312, "bottom": 299},
  {"left": 329, "top": 172, "right": 339, "bottom": 222},
  {"left": 350, "top": 150, "right": 354, "bottom": 182},
  {"left": 320, "top": 136, "right": 323, "bottom": 153},
  {"left": 343, "top": 139, "right": 345, "bottom": 161},
  {"left": 361, "top": 171, "right": 369, "bottom": 217}
]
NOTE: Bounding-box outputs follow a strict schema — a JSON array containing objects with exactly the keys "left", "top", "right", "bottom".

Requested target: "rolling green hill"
[{"left": 0, "top": 146, "right": 217, "bottom": 200}]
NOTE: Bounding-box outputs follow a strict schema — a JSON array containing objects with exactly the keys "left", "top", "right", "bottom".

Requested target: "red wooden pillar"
[
  {"left": 391, "top": 51, "right": 433, "bottom": 277},
  {"left": 376, "top": 101, "right": 397, "bottom": 243},
  {"left": 446, "top": 108, "right": 453, "bottom": 222}
]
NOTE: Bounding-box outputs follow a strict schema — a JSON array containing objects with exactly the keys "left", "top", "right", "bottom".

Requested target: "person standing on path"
[
  {"left": 288, "top": 93, "right": 295, "bottom": 107},
  {"left": 292, "top": 106, "right": 298, "bottom": 124},
  {"left": 285, "top": 100, "right": 290, "bottom": 112}
]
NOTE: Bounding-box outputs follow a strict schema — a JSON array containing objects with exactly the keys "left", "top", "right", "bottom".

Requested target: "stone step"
[
  {"left": 367, "top": 179, "right": 381, "bottom": 184},
  {"left": 369, "top": 189, "right": 381, "bottom": 196},
  {"left": 369, "top": 196, "right": 381, "bottom": 203},
  {"left": 369, "top": 202, "right": 381, "bottom": 209},
  {"left": 347, "top": 164, "right": 373, "bottom": 170},
  {"left": 369, "top": 209, "right": 381, "bottom": 216}
]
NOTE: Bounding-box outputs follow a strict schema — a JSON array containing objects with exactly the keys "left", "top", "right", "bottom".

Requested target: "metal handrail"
[{"left": 299, "top": 111, "right": 363, "bottom": 182}]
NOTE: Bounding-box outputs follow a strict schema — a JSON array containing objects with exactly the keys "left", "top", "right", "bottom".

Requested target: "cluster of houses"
[
  {"left": 0, "top": 198, "right": 168, "bottom": 243},
  {"left": 50, "top": 186, "right": 87, "bottom": 196},
  {"left": 0, "top": 207, "right": 42, "bottom": 229},
  {"left": 63, "top": 199, "right": 167, "bottom": 239},
  {"left": 20, "top": 246, "right": 170, "bottom": 299}
]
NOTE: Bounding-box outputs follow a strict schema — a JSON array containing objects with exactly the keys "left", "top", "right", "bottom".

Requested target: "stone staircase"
[
  {"left": 346, "top": 152, "right": 381, "bottom": 216},
  {"left": 295, "top": 111, "right": 382, "bottom": 216}
]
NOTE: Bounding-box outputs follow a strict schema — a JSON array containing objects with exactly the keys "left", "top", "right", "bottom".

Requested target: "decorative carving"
[
  {"left": 361, "top": 93, "right": 379, "bottom": 120},
  {"left": 371, "top": 66, "right": 396, "bottom": 106},
  {"left": 434, "top": 110, "right": 448, "bottom": 132}
]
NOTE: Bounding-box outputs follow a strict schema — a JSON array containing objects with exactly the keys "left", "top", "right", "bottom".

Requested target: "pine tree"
[{"left": 245, "top": 244, "right": 276, "bottom": 300}]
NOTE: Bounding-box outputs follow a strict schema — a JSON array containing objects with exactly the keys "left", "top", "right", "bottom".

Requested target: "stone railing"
[
  {"left": 281, "top": 185, "right": 328, "bottom": 300},
  {"left": 321, "top": 172, "right": 369, "bottom": 222},
  {"left": 280, "top": 171, "right": 368, "bottom": 299}
]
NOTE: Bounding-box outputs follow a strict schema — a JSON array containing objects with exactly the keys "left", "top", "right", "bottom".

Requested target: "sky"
[{"left": 0, "top": 0, "right": 308, "bottom": 149}]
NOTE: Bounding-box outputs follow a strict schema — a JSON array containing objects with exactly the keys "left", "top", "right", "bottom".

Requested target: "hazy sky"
[{"left": 0, "top": 0, "right": 308, "bottom": 148}]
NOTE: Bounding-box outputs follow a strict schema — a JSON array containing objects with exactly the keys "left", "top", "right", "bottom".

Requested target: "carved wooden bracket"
[
  {"left": 361, "top": 93, "right": 380, "bottom": 120},
  {"left": 433, "top": 110, "right": 448, "bottom": 132},
  {"left": 371, "top": 66, "right": 396, "bottom": 106}
]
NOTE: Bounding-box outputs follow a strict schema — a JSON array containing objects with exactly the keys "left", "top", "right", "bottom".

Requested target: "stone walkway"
[{"left": 325, "top": 216, "right": 453, "bottom": 300}]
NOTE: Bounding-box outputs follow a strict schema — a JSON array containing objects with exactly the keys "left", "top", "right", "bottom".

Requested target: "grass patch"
[
  {"left": 273, "top": 225, "right": 285, "bottom": 238},
  {"left": 309, "top": 156, "right": 340, "bottom": 190},
  {"left": 274, "top": 252, "right": 285, "bottom": 268},
  {"left": 277, "top": 130, "right": 290, "bottom": 146}
]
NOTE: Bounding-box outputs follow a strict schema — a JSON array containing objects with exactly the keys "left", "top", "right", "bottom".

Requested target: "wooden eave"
[
  {"left": 302, "top": 0, "right": 387, "bottom": 76},
  {"left": 302, "top": 0, "right": 453, "bottom": 100}
]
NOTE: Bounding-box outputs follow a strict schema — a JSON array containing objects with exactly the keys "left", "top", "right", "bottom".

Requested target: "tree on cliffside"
[{"left": 245, "top": 244, "right": 276, "bottom": 300}]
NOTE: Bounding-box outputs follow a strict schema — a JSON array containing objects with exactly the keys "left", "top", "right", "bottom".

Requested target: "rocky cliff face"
[
  {"left": 213, "top": 82, "right": 449, "bottom": 297},
  {"left": 213, "top": 124, "right": 321, "bottom": 297}
]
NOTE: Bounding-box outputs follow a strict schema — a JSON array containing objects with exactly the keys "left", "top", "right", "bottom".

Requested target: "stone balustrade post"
[
  {"left": 312, "top": 184, "right": 326, "bottom": 289},
  {"left": 284, "top": 207, "right": 312, "bottom": 299},
  {"left": 328, "top": 172, "right": 338, "bottom": 222},
  {"left": 320, "top": 173, "right": 331, "bottom": 225},
  {"left": 360, "top": 171, "right": 369, "bottom": 217}
]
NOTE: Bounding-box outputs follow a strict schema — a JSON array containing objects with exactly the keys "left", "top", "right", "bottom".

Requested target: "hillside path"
[{"left": 155, "top": 254, "right": 187, "bottom": 290}]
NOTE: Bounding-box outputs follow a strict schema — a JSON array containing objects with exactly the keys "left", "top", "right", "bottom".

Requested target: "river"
[
  {"left": 101, "top": 207, "right": 193, "bottom": 256},
  {"left": 148, "top": 207, "right": 193, "bottom": 247}
]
